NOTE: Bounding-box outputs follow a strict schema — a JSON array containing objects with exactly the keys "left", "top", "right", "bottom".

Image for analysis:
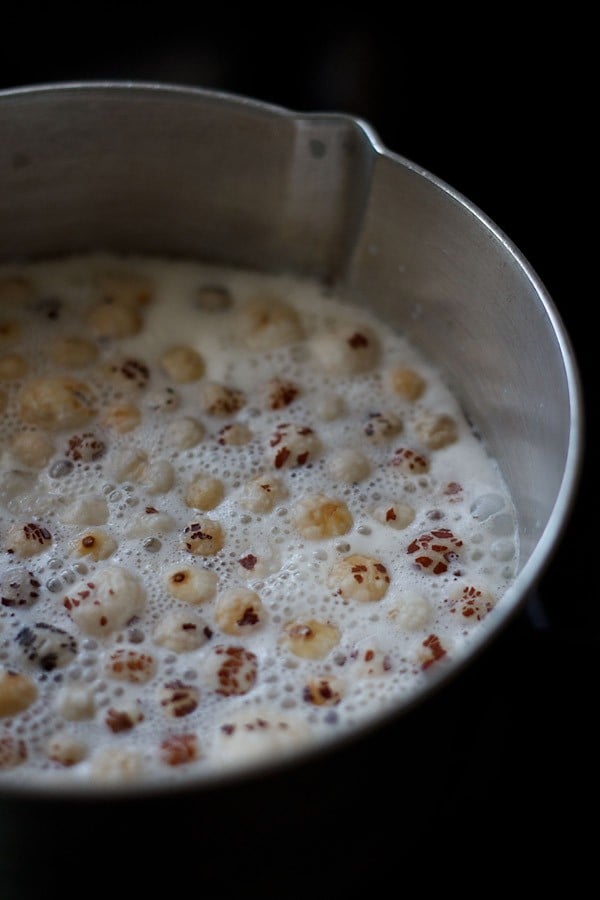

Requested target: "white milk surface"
[{"left": 0, "top": 253, "right": 518, "bottom": 788}]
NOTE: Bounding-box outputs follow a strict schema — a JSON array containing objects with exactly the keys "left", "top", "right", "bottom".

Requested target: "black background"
[{"left": 0, "top": 10, "right": 594, "bottom": 897}]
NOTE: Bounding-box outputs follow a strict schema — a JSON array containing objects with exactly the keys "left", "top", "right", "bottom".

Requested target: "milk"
[{"left": 0, "top": 252, "right": 518, "bottom": 787}]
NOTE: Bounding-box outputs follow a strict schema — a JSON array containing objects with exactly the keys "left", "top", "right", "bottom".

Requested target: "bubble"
[
  {"left": 491, "top": 513, "right": 515, "bottom": 536},
  {"left": 471, "top": 493, "right": 505, "bottom": 521},
  {"left": 143, "top": 538, "right": 162, "bottom": 553},
  {"left": 46, "top": 576, "right": 63, "bottom": 593},
  {"left": 49, "top": 460, "right": 74, "bottom": 478},
  {"left": 491, "top": 539, "right": 515, "bottom": 562},
  {"left": 60, "top": 570, "right": 77, "bottom": 585}
]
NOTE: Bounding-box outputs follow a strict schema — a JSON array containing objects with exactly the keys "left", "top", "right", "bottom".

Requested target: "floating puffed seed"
[
  {"left": 71, "top": 528, "right": 117, "bottom": 561},
  {"left": 50, "top": 336, "right": 99, "bottom": 368},
  {"left": 144, "top": 386, "right": 181, "bottom": 413},
  {"left": 363, "top": 411, "right": 403, "bottom": 443},
  {"left": 214, "top": 587, "right": 266, "bottom": 635},
  {"left": 200, "top": 381, "right": 245, "bottom": 416},
  {"left": 371, "top": 501, "right": 415, "bottom": 530},
  {"left": 103, "top": 647, "right": 157, "bottom": 683},
  {"left": 11, "top": 430, "right": 55, "bottom": 468},
  {"left": 327, "top": 554, "right": 390, "bottom": 602},
  {"left": 96, "top": 270, "right": 153, "bottom": 308},
  {"left": 63, "top": 565, "right": 146, "bottom": 636},
  {"left": 100, "top": 402, "right": 142, "bottom": 434},
  {"left": 104, "top": 357, "right": 150, "bottom": 392},
  {"left": 268, "top": 423, "right": 321, "bottom": 469},
  {"left": 66, "top": 432, "right": 106, "bottom": 462},
  {"left": 166, "top": 416, "right": 205, "bottom": 449},
  {"left": 385, "top": 365, "right": 426, "bottom": 401},
  {"left": 389, "top": 447, "right": 429, "bottom": 474},
  {"left": 159, "top": 345, "right": 205, "bottom": 383},
  {"left": 280, "top": 619, "right": 341, "bottom": 659},
  {"left": 159, "top": 679, "right": 200, "bottom": 717},
  {"left": 260, "top": 377, "right": 300, "bottom": 410},
  {"left": 0, "top": 735, "right": 28, "bottom": 769},
  {"left": 164, "top": 565, "right": 218, "bottom": 604},
  {"left": 59, "top": 495, "right": 109, "bottom": 526},
  {"left": 303, "top": 675, "right": 344, "bottom": 706},
  {"left": 0, "top": 669, "right": 38, "bottom": 717},
  {"left": 0, "top": 567, "right": 42, "bottom": 608},
  {"left": 159, "top": 733, "right": 199, "bottom": 766},
  {"left": 195, "top": 284, "right": 232, "bottom": 312},
  {"left": 153, "top": 610, "right": 212, "bottom": 653},
  {"left": 238, "top": 296, "right": 304, "bottom": 350},
  {"left": 203, "top": 645, "right": 258, "bottom": 696},
  {"left": 18, "top": 376, "right": 96, "bottom": 430},
  {"left": 182, "top": 519, "right": 224, "bottom": 556},
  {"left": 0, "top": 353, "right": 28, "bottom": 380},
  {"left": 445, "top": 584, "right": 496, "bottom": 621},
  {"left": 310, "top": 323, "right": 380, "bottom": 375},
  {"left": 326, "top": 448, "right": 370, "bottom": 483},
  {"left": 217, "top": 423, "right": 253, "bottom": 446},
  {"left": 15, "top": 622, "right": 78, "bottom": 671},
  {"left": 185, "top": 473, "right": 225, "bottom": 511},
  {"left": 406, "top": 528, "right": 464, "bottom": 575},
  {"left": 47, "top": 734, "right": 87, "bottom": 766},
  {"left": 292, "top": 493, "right": 353, "bottom": 540},
  {"left": 87, "top": 302, "right": 142, "bottom": 338},
  {"left": 240, "top": 474, "right": 288, "bottom": 514},
  {"left": 414, "top": 412, "right": 458, "bottom": 450},
  {"left": 4, "top": 522, "right": 52, "bottom": 557}
]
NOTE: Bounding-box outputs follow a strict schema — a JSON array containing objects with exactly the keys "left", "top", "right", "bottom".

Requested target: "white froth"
[{"left": 0, "top": 252, "right": 519, "bottom": 787}]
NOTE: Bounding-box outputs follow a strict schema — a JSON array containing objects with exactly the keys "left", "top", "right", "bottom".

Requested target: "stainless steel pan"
[{"left": 0, "top": 81, "right": 583, "bottom": 806}]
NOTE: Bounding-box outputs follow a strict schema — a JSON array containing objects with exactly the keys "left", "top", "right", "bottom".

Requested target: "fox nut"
[
  {"left": 182, "top": 519, "right": 225, "bottom": 556},
  {"left": 164, "top": 565, "right": 218, "bottom": 604},
  {"left": 185, "top": 473, "right": 225, "bottom": 511},
  {"left": 4, "top": 522, "right": 52, "bottom": 558},
  {"left": 63, "top": 565, "right": 146, "bottom": 636},
  {"left": 18, "top": 376, "right": 95, "bottom": 430},
  {"left": 214, "top": 587, "right": 266, "bottom": 635},
  {"left": 153, "top": 610, "right": 212, "bottom": 653},
  {"left": 280, "top": 619, "right": 340, "bottom": 659},
  {"left": 11, "top": 430, "right": 55, "bottom": 468},
  {"left": 310, "top": 323, "right": 380, "bottom": 375},
  {"left": 240, "top": 474, "right": 288, "bottom": 514},
  {"left": 414, "top": 412, "right": 458, "bottom": 450},
  {"left": 87, "top": 301, "right": 142, "bottom": 338},
  {"left": 371, "top": 501, "right": 415, "bottom": 530},
  {"left": 385, "top": 365, "right": 426, "bottom": 401},
  {"left": 50, "top": 336, "right": 99, "bottom": 368},
  {"left": 292, "top": 493, "right": 353, "bottom": 540},
  {"left": 96, "top": 270, "right": 153, "bottom": 309},
  {"left": 239, "top": 296, "right": 304, "bottom": 350},
  {"left": 0, "top": 669, "right": 38, "bottom": 717},
  {"left": 160, "top": 345, "right": 205, "bottom": 383},
  {"left": 328, "top": 554, "right": 390, "bottom": 602},
  {"left": 71, "top": 528, "right": 117, "bottom": 561}
]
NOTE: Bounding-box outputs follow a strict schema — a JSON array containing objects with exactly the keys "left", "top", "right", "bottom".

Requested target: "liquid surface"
[{"left": 0, "top": 253, "right": 518, "bottom": 789}]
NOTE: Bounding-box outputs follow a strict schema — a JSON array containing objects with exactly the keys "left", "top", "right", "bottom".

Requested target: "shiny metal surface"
[{"left": 0, "top": 81, "right": 584, "bottom": 798}]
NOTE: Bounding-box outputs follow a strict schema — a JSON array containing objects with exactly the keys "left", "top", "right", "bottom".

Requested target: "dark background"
[{"left": 0, "top": 11, "right": 593, "bottom": 896}]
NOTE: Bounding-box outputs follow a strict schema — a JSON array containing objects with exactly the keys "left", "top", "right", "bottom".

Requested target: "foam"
[{"left": 0, "top": 252, "right": 519, "bottom": 787}]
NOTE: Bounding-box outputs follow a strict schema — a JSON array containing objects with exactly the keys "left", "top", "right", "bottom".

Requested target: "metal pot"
[{"left": 0, "top": 80, "right": 583, "bottom": 890}]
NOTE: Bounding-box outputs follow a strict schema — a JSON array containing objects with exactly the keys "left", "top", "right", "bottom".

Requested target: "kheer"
[{"left": 0, "top": 253, "right": 519, "bottom": 787}]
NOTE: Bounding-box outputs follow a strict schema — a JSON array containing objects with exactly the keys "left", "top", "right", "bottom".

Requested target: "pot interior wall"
[{"left": 0, "top": 83, "right": 576, "bottom": 586}]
